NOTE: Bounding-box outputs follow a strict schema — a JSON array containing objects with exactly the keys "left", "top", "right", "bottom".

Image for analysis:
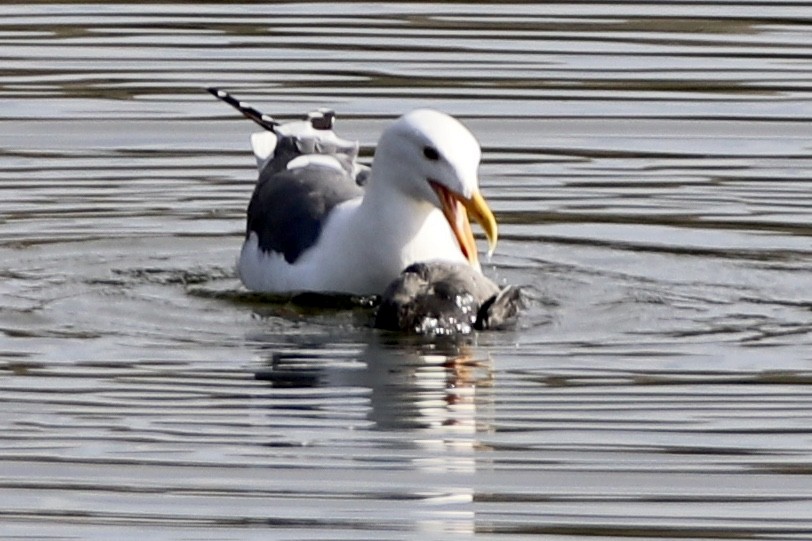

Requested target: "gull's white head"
[{"left": 371, "top": 109, "right": 498, "bottom": 265}]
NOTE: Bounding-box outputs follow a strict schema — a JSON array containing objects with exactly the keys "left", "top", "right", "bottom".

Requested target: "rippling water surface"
[{"left": 1, "top": 2, "right": 811, "bottom": 539}]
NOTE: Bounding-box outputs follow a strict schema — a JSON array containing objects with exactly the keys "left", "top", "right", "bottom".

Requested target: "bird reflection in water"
[
  {"left": 254, "top": 341, "right": 493, "bottom": 534},
  {"left": 255, "top": 340, "right": 494, "bottom": 435}
]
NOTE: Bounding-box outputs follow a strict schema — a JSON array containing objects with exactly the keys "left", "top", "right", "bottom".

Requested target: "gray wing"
[
  {"left": 208, "top": 88, "right": 369, "bottom": 262},
  {"left": 247, "top": 164, "right": 363, "bottom": 264}
]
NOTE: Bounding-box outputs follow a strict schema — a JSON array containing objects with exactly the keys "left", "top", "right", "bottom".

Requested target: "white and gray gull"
[{"left": 208, "top": 88, "right": 498, "bottom": 297}]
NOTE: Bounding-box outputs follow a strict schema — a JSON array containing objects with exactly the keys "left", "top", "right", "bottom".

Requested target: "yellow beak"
[{"left": 431, "top": 182, "right": 498, "bottom": 266}]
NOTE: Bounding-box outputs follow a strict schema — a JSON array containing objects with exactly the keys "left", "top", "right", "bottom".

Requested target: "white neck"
[
  {"left": 302, "top": 149, "right": 470, "bottom": 294},
  {"left": 357, "top": 168, "right": 437, "bottom": 259},
  {"left": 357, "top": 162, "right": 467, "bottom": 268}
]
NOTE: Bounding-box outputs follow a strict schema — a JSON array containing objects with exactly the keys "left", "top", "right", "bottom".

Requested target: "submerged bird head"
[{"left": 372, "top": 109, "right": 498, "bottom": 266}]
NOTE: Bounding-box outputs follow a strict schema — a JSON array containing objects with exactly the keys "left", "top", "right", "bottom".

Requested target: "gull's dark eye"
[{"left": 423, "top": 146, "right": 440, "bottom": 161}]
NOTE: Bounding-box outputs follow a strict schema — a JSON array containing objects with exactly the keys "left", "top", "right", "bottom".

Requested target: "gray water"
[{"left": 1, "top": 2, "right": 812, "bottom": 539}]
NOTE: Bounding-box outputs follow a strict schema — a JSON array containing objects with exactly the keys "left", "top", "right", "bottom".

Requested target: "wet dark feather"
[{"left": 375, "top": 261, "right": 522, "bottom": 335}]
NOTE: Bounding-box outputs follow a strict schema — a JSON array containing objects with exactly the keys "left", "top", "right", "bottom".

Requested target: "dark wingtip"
[{"left": 205, "top": 86, "right": 279, "bottom": 132}]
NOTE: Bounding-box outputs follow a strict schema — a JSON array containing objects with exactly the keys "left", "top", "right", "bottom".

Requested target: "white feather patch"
[
  {"left": 250, "top": 131, "right": 278, "bottom": 169},
  {"left": 286, "top": 154, "right": 346, "bottom": 174}
]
